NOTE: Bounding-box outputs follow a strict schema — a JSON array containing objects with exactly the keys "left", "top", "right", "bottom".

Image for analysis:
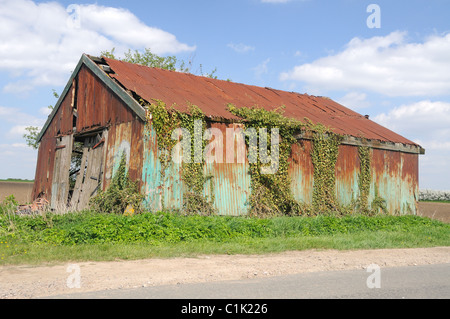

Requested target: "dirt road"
[{"left": 1, "top": 247, "right": 449, "bottom": 299}]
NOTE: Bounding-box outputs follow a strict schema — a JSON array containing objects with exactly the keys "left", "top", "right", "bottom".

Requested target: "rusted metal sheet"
[
  {"left": 141, "top": 121, "right": 184, "bottom": 211},
  {"left": 371, "top": 149, "right": 419, "bottom": 214},
  {"left": 32, "top": 82, "right": 74, "bottom": 200},
  {"left": 103, "top": 120, "right": 144, "bottom": 191},
  {"left": 33, "top": 63, "right": 141, "bottom": 203},
  {"left": 335, "top": 144, "right": 360, "bottom": 206},
  {"left": 103, "top": 57, "right": 419, "bottom": 147},
  {"left": 289, "top": 140, "right": 314, "bottom": 205},
  {"left": 76, "top": 65, "right": 135, "bottom": 134},
  {"left": 206, "top": 122, "right": 251, "bottom": 216},
  {"left": 141, "top": 121, "right": 251, "bottom": 215},
  {"left": 32, "top": 134, "right": 56, "bottom": 200}
]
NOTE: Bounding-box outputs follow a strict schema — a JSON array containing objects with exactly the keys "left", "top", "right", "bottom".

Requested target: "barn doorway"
[{"left": 68, "top": 129, "right": 108, "bottom": 211}]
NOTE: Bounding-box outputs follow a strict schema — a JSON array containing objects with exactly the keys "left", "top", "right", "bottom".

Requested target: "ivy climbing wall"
[{"left": 139, "top": 102, "right": 420, "bottom": 216}]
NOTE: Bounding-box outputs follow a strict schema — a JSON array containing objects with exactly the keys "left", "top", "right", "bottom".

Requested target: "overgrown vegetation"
[
  {"left": 228, "top": 105, "right": 308, "bottom": 217},
  {"left": 227, "top": 105, "right": 351, "bottom": 217},
  {"left": 140, "top": 102, "right": 390, "bottom": 218},
  {"left": 0, "top": 208, "right": 448, "bottom": 264},
  {"left": 144, "top": 100, "right": 215, "bottom": 215},
  {"left": 356, "top": 145, "right": 371, "bottom": 212},
  {"left": 89, "top": 153, "right": 144, "bottom": 215},
  {"left": 310, "top": 130, "right": 343, "bottom": 212}
]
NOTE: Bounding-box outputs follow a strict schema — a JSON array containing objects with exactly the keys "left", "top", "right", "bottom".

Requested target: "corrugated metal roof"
[{"left": 102, "top": 56, "right": 418, "bottom": 146}]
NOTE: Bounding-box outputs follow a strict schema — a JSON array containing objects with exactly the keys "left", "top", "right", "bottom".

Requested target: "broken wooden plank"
[
  {"left": 70, "top": 137, "right": 91, "bottom": 210},
  {"left": 51, "top": 134, "right": 73, "bottom": 209}
]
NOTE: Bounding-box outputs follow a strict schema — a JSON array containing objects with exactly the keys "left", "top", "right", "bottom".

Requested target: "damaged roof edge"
[
  {"left": 295, "top": 131, "right": 424, "bottom": 155},
  {"left": 36, "top": 54, "right": 146, "bottom": 143}
]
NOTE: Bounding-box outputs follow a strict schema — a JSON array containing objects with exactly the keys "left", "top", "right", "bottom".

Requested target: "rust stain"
[
  {"left": 371, "top": 149, "right": 419, "bottom": 214},
  {"left": 335, "top": 144, "right": 360, "bottom": 205},
  {"left": 289, "top": 140, "right": 314, "bottom": 205},
  {"left": 33, "top": 55, "right": 422, "bottom": 216}
]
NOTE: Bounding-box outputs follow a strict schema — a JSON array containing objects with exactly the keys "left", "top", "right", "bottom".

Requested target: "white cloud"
[
  {"left": 0, "top": 0, "right": 195, "bottom": 92},
  {"left": 8, "top": 125, "right": 29, "bottom": 138},
  {"left": 280, "top": 31, "right": 450, "bottom": 97},
  {"left": 253, "top": 58, "right": 271, "bottom": 79},
  {"left": 0, "top": 106, "right": 45, "bottom": 137},
  {"left": 39, "top": 107, "right": 52, "bottom": 116},
  {"left": 337, "top": 92, "right": 370, "bottom": 110},
  {"left": 373, "top": 100, "right": 450, "bottom": 189},
  {"left": 227, "top": 43, "right": 255, "bottom": 53},
  {"left": 77, "top": 4, "right": 195, "bottom": 54},
  {"left": 373, "top": 100, "right": 450, "bottom": 139},
  {"left": 0, "top": 143, "right": 28, "bottom": 149}
]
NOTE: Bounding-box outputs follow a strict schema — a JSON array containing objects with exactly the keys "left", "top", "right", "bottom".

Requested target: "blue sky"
[{"left": 1, "top": 0, "right": 449, "bottom": 190}]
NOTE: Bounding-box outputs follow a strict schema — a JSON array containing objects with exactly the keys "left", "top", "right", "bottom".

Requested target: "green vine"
[
  {"left": 228, "top": 104, "right": 328, "bottom": 217},
  {"left": 357, "top": 145, "right": 371, "bottom": 211},
  {"left": 176, "top": 104, "right": 215, "bottom": 215},
  {"left": 144, "top": 100, "right": 215, "bottom": 215},
  {"left": 355, "top": 145, "right": 387, "bottom": 215},
  {"left": 311, "top": 130, "right": 343, "bottom": 212},
  {"left": 145, "top": 100, "right": 181, "bottom": 210},
  {"left": 90, "top": 152, "right": 144, "bottom": 215},
  {"left": 144, "top": 100, "right": 387, "bottom": 217}
]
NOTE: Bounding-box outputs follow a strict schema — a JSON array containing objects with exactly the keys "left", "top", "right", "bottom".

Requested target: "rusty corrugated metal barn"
[{"left": 32, "top": 54, "right": 425, "bottom": 215}]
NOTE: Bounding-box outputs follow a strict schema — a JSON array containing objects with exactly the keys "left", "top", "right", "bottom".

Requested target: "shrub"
[
  {"left": 0, "top": 195, "right": 18, "bottom": 215},
  {"left": 89, "top": 153, "right": 144, "bottom": 214},
  {"left": 419, "top": 189, "right": 450, "bottom": 202}
]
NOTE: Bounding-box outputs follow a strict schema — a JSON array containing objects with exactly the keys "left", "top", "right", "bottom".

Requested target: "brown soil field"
[
  {"left": 418, "top": 202, "right": 450, "bottom": 223},
  {"left": 0, "top": 181, "right": 34, "bottom": 205}
]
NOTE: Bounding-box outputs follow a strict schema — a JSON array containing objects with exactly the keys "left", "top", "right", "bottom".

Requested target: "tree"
[
  {"left": 23, "top": 126, "right": 40, "bottom": 150},
  {"left": 101, "top": 48, "right": 217, "bottom": 79},
  {"left": 23, "top": 90, "right": 59, "bottom": 150}
]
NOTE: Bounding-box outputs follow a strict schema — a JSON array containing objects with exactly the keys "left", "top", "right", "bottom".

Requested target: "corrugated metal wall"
[
  {"left": 103, "top": 120, "right": 144, "bottom": 190},
  {"left": 140, "top": 121, "right": 419, "bottom": 215},
  {"left": 141, "top": 121, "right": 251, "bottom": 215},
  {"left": 32, "top": 79, "right": 74, "bottom": 200},
  {"left": 141, "top": 121, "right": 183, "bottom": 212},
  {"left": 33, "top": 64, "right": 144, "bottom": 204},
  {"left": 33, "top": 60, "right": 420, "bottom": 215},
  {"left": 335, "top": 144, "right": 360, "bottom": 206},
  {"left": 289, "top": 140, "right": 314, "bottom": 205},
  {"left": 371, "top": 149, "right": 419, "bottom": 214},
  {"left": 76, "top": 65, "right": 136, "bottom": 132}
]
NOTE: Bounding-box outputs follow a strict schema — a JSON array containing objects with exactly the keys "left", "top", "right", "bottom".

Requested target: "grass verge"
[{"left": 1, "top": 211, "right": 449, "bottom": 266}]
